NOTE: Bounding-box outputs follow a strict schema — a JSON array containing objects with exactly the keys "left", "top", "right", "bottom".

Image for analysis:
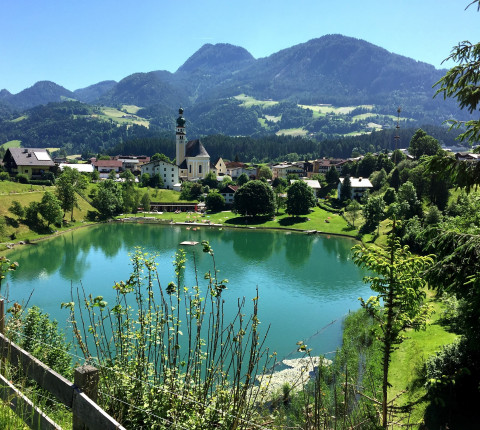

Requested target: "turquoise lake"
[{"left": 5, "top": 223, "right": 370, "bottom": 360}]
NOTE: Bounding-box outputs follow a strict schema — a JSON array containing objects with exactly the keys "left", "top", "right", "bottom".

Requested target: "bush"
[
  {"left": 0, "top": 171, "right": 10, "bottom": 181},
  {"left": 16, "top": 174, "right": 29, "bottom": 184},
  {"left": 29, "top": 179, "right": 53, "bottom": 186}
]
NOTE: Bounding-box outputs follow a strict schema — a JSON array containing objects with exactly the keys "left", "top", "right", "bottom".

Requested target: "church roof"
[{"left": 185, "top": 139, "right": 209, "bottom": 158}]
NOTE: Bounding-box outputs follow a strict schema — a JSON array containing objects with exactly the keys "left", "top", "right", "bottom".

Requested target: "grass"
[
  {"left": 121, "top": 206, "right": 359, "bottom": 237},
  {"left": 276, "top": 128, "right": 308, "bottom": 137},
  {"left": 99, "top": 107, "right": 150, "bottom": 128},
  {"left": 0, "top": 140, "right": 21, "bottom": 149},
  {"left": 387, "top": 290, "right": 458, "bottom": 427},
  {"left": 0, "top": 181, "right": 96, "bottom": 248},
  {"left": 121, "top": 104, "right": 141, "bottom": 114},
  {"left": 234, "top": 94, "right": 278, "bottom": 108}
]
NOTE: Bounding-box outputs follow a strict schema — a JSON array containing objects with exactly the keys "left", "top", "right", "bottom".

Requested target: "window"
[
  {"left": 189, "top": 165, "right": 191, "bottom": 174},
  {"left": 164, "top": 168, "right": 166, "bottom": 171},
  {"left": 199, "top": 165, "right": 202, "bottom": 174}
]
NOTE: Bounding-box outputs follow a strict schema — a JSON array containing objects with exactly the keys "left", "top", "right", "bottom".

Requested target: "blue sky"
[{"left": 1, "top": 0, "right": 478, "bottom": 94}]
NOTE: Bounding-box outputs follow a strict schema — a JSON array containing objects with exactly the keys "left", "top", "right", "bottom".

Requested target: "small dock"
[{"left": 180, "top": 241, "right": 199, "bottom": 246}]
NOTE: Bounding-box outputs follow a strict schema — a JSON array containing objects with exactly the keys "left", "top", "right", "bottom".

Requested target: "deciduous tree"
[
  {"left": 286, "top": 181, "right": 316, "bottom": 216},
  {"left": 234, "top": 180, "right": 275, "bottom": 217}
]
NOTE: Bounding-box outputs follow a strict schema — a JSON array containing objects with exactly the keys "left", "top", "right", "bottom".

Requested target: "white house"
[
  {"left": 337, "top": 177, "right": 373, "bottom": 200},
  {"left": 141, "top": 160, "right": 179, "bottom": 189}
]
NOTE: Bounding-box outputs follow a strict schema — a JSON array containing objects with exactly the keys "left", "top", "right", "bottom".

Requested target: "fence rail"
[{"left": 0, "top": 299, "right": 125, "bottom": 430}]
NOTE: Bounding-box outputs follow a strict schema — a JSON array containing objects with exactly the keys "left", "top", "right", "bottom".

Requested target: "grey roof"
[
  {"left": 185, "top": 139, "right": 209, "bottom": 158},
  {"left": 6, "top": 148, "right": 55, "bottom": 167}
]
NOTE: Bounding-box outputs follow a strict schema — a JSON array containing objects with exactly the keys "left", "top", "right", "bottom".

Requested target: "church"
[{"left": 175, "top": 108, "right": 210, "bottom": 181}]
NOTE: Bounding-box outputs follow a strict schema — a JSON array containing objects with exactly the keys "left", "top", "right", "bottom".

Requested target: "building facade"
[{"left": 175, "top": 108, "right": 210, "bottom": 181}]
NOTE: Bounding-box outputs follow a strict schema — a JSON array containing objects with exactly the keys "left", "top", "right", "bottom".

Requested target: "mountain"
[
  {"left": 0, "top": 81, "right": 76, "bottom": 110},
  {"left": 74, "top": 80, "right": 117, "bottom": 103}
]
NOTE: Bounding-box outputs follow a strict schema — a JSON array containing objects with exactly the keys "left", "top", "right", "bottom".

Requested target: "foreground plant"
[
  {"left": 62, "top": 243, "right": 273, "bottom": 429},
  {"left": 352, "top": 221, "right": 434, "bottom": 428}
]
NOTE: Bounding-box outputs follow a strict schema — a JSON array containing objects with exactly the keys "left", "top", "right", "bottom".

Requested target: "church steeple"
[{"left": 176, "top": 107, "right": 186, "bottom": 166}]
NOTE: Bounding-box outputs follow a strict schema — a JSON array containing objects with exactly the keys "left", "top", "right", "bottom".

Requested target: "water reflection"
[{"left": 5, "top": 224, "right": 368, "bottom": 358}]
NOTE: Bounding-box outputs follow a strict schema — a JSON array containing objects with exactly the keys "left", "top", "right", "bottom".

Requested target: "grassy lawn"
[
  {"left": 234, "top": 94, "right": 278, "bottom": 108},
  {"left": 121, "top": 104, "right": 141, "bottom": 114},
  {"left": 0, "top": 140, "right": 21, "bottom": 149},
  {"left": 276, "top": 128, "right": 308, "bottom": 137},
  {"left": 0, "top": 182, "right": 96, "bottom": 249},
  {"left": 123, "top": 206, "right": 359, "bottom": 237},
  {"left": 99, "top": 107, "right": 150, "bottom": 128},
  {"left": 387, "top": 290, "right": 458, "bottom": 427}
]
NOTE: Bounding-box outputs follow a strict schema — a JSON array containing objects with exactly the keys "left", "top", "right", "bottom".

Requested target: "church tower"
[{"left": 175, "top": 108, "right": 186, "bottom": 167}]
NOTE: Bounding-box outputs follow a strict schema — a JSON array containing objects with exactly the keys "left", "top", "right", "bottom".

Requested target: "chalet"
[
  {"left": 455, "top": 152, "right": 480, "bottom": 162},
  {"left": 337, "top": 177, "right": 373, "bottom": 200},
  {"left": 2, "top": 148, "right": 55, "bottom": 179},
  {"left": 211, "top": 158, "right": 227, "bottom": 176}
]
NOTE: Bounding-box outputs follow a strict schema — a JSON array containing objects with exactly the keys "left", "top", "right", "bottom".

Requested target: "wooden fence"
[{"left": 0, "top": 299, "right": 125, "bottom": 430}]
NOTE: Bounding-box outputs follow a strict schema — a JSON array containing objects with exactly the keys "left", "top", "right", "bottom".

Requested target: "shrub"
[
  {"left": 29, "top": 179, "right": 53, "bottom": 186},
  {"left": 0, "top": 171, "right": 10, "bottom": 181},
  {"left": 16, "top": 174, "right": 29, "bottom": 184}
]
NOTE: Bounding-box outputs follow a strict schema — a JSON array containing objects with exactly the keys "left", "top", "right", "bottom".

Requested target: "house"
[
  {"left": 225, "top": 161, "right": 246, "bottom": 179},
  {"left": 175, "top": 108, "right": 210, "bottom": 181},
  {"left": 220, "top": 184, "right": 239, "bottom": 206},
  {"left": 140, "top": 160, "right": 180, "bottom": 190},
  {"left": 2, "top": 147, "right": 55, "bottom": 179},
  {"left": 337, "top": 177, "right": 373, "bottom": 200},
  {"left": 91, "top": 159, "right": 123, "bottom": 179},
  {"left": 313, "top": 158, "right": 347, "bottom": 175},
  {"left": 211, "top": 158, "right": 227, "bottom": 176},
  {"left": 112, "top": 155, "right": 151, "bottom": 172},
  {"left": 272, "top": 163, "right": 305, "bottom": 179},
  {"left": 455, "top": 152, "right": 480, "bottom": 162}
]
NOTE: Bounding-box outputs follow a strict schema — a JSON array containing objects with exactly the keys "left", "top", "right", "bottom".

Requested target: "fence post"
[
  {"left": 0, "top": 299, "right": 4, "bottom": 334},
  {"left": 73, "top": 365, "right": 99, "bottom": 430}
]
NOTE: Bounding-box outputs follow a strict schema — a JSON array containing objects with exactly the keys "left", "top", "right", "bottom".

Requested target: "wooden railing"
[{"left": 0, "top": 299, "right": 125, "bottom": 430}]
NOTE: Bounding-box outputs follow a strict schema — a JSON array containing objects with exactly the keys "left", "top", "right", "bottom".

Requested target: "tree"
[
  {"left": 345, "top": 200, "right": 361, "bottom": 228},
  {"left": 434, "top": 38, "right": 480, "bottom": 145},
  {"left": 362, "top": 194, "right": 385, "bottom": 234},
  {"left": 257, "top": 166, "right": 273, "bottom": 181},
  {"left": 38, "top": 192, "right": 63, "bottom": 228},
  {"left": 90, "top": 169, "right": 100, "bottom": 182},
  {"left": 140, "top": 173, "right": 150, "bottom": 188},
  {"left": 141, "top": 192, "right": 151, "bottom": 212},
  {"left": 56, "top": 167, "right": 87, "bottom": 221},
  {"left": 397, "top": 181, "right": 422, "bottom": 219},
  {"left": 9, "top": 201, "right": 25, "bottom": 219},
  {"left": 93, "top": 180, "right": 124, "bottom": 219},
  {"left": 149, "top": 173, "right": 164, "bottom": 189},
  {"left": 202, "top": 171, "right": 218, "bottom": 189},
  {"left": 408, "top": 129, "right": 441, "bottom": 159},
  {"left": 325, "top": 166, "right": 340, "bottom": 188},
  {"left": 339, "top": 175, "right": 352, "bottom": 202},
  {"left": 108, "top": 169, "right": 117, "bottom": 180},
  {"left": 370, "top": 168, "right": 388, "bottom": 191},
  {"left": 286, "top": 181, "right": 316, "bottom": 216},
  {"left": 353, "top": 223, "right": 433, "bottom": 428},
  {"left": 234, "top": 180, "right": 275, "bottom": 217},
  {"left": 205, "top": 191, "right": 225, "bottom": 212},
  {"left": 151, "top": 153, "right": 172, "bottom": 163},
  {"left": 237, "top": 173, "right": 249, "bottom": 187}
]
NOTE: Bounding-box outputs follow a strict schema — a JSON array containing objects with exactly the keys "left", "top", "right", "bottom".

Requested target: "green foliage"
[
  {"left": 62, "top": 247, "right": 270, "bottom": 429},
  {"left": 151, "top": 152, "right": 172, "bottom": 163},
  {"left": 16, "top": 174, "right": 29, "bottom": 184},
  {"left": 257, "top": 165, "right": 273, "bottom": 180},
  {"left": 180, "top": 182, "right": 202, "bottom": 201},
  {"left": 325, "top": 166, "right": 340, "bottom": 187},
  {"left": 0, "top": 171, "right": 10, "bottom": 181},
  {"left": 397, "top": 181, "right": 422, "bottom": 219},
  {"left": 202, "top": 171, "right": 218, "bottom": 189},
  {"left": 56, "top": 167, "right": 88, "bottom": 221},
  {"left": 0, "top": 255, "right": 18, "bottom": 292},
  {"left": 345, "top": 200, "right": 361, "bottom": 228},
  {"left": 353, "top": 224, "right": 434, "bottom": 427},
  {"left": 93, "top": 179, "right": 124, "bottom": 219},
  {"left": 408, "top": 129, "right": 441, "bottom": 159},
  {"left": 9, "top": 200, "right": 25, "bottom": 218},
  {"left": 38, "top": 191, "right": 63, "bottom": 228},
  {"left": 286, "top": 181, "right": 316, "bottom": 215},
  {"left": 205, "top": 191, "right": 225, "bottom": 212},
  {"left": 434, "top": 40, "right": 480, "bottom": 145},
  {"left": 7, "top": 305, "right": 72, "bottom": 378},
  {"left": 339, "top": 175, "right": 352, "bottom": 202},
  {"left": 361, "top": 193, "right": 385, "bottom": 234},
  {"left": 140, "top": 191, "right": 151, "bottom": 211},
  {"left": 236, "top": 172, "right": 249, "bottom": 187},
  {"left": 234, "top": 180, "right": 275, "bottom": 217}
]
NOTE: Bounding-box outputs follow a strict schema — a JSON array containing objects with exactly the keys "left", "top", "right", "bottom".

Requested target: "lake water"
[{"left": 4, "top": 223, "right": 370, "bottom": 360}]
